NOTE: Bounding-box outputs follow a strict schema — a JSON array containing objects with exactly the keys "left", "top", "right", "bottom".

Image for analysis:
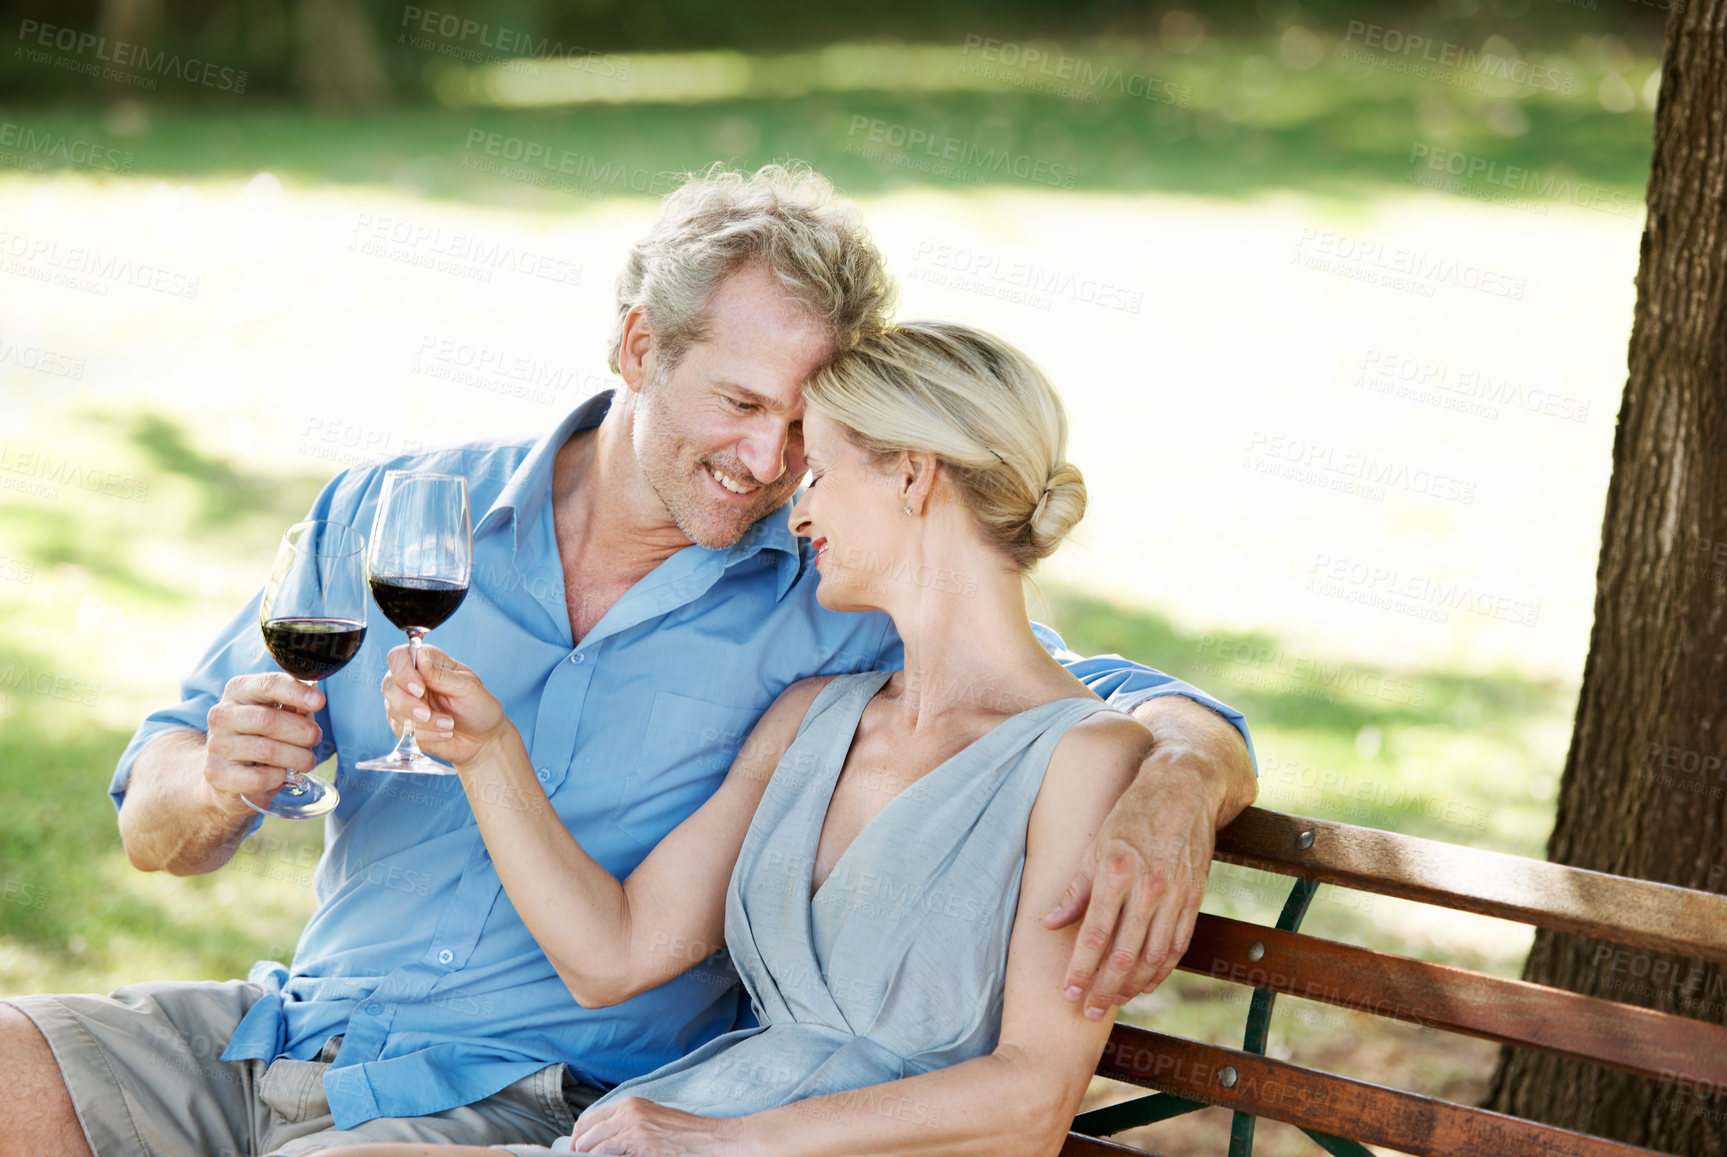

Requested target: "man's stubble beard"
[{"left": 632, "top": 371, "right": 799, "bottom": 550}]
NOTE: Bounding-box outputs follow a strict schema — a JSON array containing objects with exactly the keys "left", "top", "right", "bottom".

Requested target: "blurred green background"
[{"left": 0, "top": 0, "right": 1666, "bottom": 1151}]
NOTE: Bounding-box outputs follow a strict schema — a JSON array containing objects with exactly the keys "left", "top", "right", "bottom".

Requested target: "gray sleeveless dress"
[{"left": 498, "top": 669, "right": 1116, "bottom": 1153}]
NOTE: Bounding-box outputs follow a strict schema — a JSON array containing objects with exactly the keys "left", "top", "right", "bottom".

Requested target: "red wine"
[
  {"left": 370, "top": 576, "right": 468, "bottom": 631},
  {"left": 263, "top": 618, "right": 367, "bottom": 681}
]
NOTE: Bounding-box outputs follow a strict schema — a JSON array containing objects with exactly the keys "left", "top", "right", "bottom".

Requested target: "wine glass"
[
  {"left": 253, "top": 519, "right": 368, "bottom": 819},
  {"left": 357, "top": 471, "right": 472, "bottom": 774}
]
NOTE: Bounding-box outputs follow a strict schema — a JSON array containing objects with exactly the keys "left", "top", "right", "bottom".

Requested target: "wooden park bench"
[{"left": 1061, "top": 807, "right": 1727, "bottom": 1157}]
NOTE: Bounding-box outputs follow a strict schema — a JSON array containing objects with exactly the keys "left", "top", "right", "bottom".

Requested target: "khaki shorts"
[{"left": 6, "top": 979, "right": 604, "bottom": 1157}]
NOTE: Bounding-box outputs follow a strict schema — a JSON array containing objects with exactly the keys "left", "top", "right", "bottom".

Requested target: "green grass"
[
  {"left": 2, "top": 30, "right": 1656, "bottom": 203},
  {"left": 0, "top": 407, "right": 330, "bottom": 992}
]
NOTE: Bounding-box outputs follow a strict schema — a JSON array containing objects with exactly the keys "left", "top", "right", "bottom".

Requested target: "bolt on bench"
[{"left": 1061, "top": 807, "right": 1727, "bottom": 1157}]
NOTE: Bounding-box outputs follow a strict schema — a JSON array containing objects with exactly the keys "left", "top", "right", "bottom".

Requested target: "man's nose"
[{"left": 739, "top": 423, "right": 791, "bottom": 486}]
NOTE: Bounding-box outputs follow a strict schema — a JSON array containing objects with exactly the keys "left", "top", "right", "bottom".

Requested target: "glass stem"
[
  {"left": 279, "top": 678, "right": 320, "bottom": 795},
  {"left": 401, "top": 628, "right": 428, "bottom": 749}
]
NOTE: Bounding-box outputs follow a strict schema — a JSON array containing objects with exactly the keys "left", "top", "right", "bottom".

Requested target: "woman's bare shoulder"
[{"left": 1029, "top": 709, "right": 1153, "bottom": 833}]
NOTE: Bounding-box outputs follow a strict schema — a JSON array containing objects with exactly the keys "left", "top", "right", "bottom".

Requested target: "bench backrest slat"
[
  {"left": 1214, "top": 809, "right": 1727, "bottom": 963},
  {"left": 1098, "top": 1025, "right": 1670, "bottom": 1157},
  {"left": 1178, "top": 913, "right": 1727, "bottom": 1085}
]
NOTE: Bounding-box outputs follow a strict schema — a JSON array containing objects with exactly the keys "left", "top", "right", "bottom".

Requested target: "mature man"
[{"left": 0, "top": 165, "right": 1256, "bottom": 1156}]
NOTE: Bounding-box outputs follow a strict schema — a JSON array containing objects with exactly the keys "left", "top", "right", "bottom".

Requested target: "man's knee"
[{"left": 0, "top": 1003, "right": 92, "bottom": 1156}]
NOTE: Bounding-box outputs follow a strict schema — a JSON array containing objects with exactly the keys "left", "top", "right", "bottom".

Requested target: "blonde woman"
[{"left": 335, "top": 322, "right": 1157, "bottom": 1157}]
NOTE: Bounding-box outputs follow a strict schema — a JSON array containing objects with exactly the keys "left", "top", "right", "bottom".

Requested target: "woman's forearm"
[
  {"left": 459, "top": 730, "right": 636, "bottom": 1006},
  {"left": 734, "top": 1047, "right": 1077, "bottom": 1157}
]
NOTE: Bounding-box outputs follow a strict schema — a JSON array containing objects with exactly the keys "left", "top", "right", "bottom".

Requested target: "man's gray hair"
[{"left": 607, "top": 163, "right": 897, "bottom": 375}]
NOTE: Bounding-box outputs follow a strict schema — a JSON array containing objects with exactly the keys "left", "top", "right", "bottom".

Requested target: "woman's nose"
[{"left": 787, "top": 493, "right": 812, "bottom": 537}]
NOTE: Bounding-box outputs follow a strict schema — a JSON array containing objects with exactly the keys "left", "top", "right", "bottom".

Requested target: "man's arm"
[
  {"left": 114, "top": 467, "right": 365, "bottom": 874},
  {"left": 1034, "top": 622, "right": 1258, "bottom": 1018},
  {"left": 118, "top": 675, "right": 328, "bottom": 874},
  {"left": 1046, "top": 693, "right": 1256, "bottom": 1019}
]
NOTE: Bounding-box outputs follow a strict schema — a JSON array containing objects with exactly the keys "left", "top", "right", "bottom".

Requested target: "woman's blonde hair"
[
  {"left": 608, "top": 163, "right": 896, "bottom": 374},
  {"left": 803, "top": 321, "right": 1086, "bottom": 569}
]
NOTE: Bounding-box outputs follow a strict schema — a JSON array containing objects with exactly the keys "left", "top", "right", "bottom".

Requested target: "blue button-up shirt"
[{"left": 111, "top": 391, "right": 1253, "bottom": 1128}]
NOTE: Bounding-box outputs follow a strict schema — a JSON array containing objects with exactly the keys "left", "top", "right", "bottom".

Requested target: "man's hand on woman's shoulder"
[{"left": 1043, "top": 695, "right": 1257, "bottom": 1020}]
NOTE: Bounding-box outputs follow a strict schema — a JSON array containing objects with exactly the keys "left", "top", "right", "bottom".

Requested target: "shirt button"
[
  {"left": 536, "top": 767, "right": 551, "bottom": 783},
  {"left": 437, "top": 948, "right": 454, "bottom": 965},
  {"left": 364, "top": 1002, "right": 383, "bottom": 1015},
  {"left": 571, "top": 652, "right": 585, "bottom": 664}
]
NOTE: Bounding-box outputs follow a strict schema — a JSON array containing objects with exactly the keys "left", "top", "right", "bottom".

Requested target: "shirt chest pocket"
[{"left": 609, "top": 690, "right": 766, "bottom": 852}]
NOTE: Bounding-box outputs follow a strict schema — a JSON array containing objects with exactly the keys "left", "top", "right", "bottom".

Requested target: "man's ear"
[
  {"left": 618, "top": 306, "right": 656, "bottom": 392},
  {"left": 899, "top": 450, "right": 941, "bottom": 515}
]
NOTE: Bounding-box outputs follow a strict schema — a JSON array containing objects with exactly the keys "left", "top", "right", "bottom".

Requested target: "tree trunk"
[
  {"left": 95, "top": 0, "right": 163, "bottom": 102},
  {"left": 1481, "top": 2, "right": 1727, "bottom": 1153},
  {"left": 292, "top": 0, "right": 388, "bottom": 110}
]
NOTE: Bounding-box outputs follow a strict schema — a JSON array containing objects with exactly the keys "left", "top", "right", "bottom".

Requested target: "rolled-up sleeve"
[{"left": 1034, "top": 622, "right": 1256, "bottom": 774}]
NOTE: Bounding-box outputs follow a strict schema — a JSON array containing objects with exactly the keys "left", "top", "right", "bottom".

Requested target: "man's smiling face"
[{"left": 631, "top": 262, "right": 836, "bottom": 550}]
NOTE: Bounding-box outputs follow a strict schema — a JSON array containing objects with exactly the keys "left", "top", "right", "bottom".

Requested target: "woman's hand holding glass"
[{"left": 379, "top": 643, "right": 510, "bottom": 770}]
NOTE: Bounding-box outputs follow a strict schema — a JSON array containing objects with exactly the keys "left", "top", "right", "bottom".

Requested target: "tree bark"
[
  {"left": 95, "top": 0, "right": 163, "bottom": 102},
  {"left": 1482, "top": 1, "right": 1727, "bottom": 1152},
  {"left": 292, "top": 0, "right": 388, "bottom": 110}
]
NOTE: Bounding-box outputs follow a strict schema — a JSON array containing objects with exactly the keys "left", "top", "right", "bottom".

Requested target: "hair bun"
[{"left": 1027, "top": 462, "right": 1086, "bottom": 558}]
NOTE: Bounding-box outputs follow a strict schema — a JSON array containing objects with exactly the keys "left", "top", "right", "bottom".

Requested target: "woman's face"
[{"left": 786, "top": 410, "right": 905, "bottom": 613}]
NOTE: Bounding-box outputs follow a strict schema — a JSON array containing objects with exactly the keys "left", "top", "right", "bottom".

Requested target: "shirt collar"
[
  {"left": 478, "top": 389, "right": 807, "bottom": 599},
  {"left": 476, "top": 390, "right": 614, "bottom": 549}
]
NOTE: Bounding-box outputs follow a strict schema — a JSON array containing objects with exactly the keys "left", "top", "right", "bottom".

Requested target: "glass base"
[
  {"left": 355, "top": 751, "right": 459, "bottom": 775},
  {"left": 245, "top": 773, "right": 340, "bottom": 819}
]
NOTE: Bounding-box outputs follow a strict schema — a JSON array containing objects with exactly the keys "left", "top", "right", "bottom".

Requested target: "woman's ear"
[{"left": 899, "top": 450, "right": 940, "bottom": 516}]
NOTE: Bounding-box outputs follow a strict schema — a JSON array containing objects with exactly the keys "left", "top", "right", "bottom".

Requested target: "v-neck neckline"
[{"left": 804, "top": 672, "right": 1093, "bottom": 903}]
